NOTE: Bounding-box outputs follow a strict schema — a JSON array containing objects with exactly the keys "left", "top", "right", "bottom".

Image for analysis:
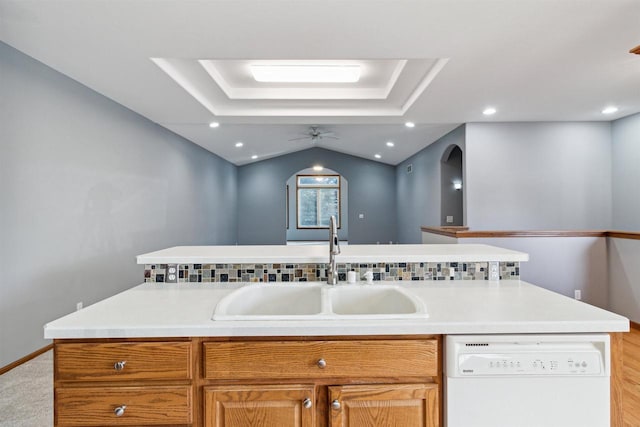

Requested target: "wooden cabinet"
[
  {"left": 328, "top": 383, "right": 439, "bottom": 427},
  {"left": 54, "top": 336, "right": 440, "bottom": 427},
  {"left": 203, "top": 339, "right": 437, "bottom": 380},
  {"left": 54, "top": 340, "right": 193, "bottom": 427},
  {"left": 55, "top": 341, "right": 192, "bottom": 381},
  {"left": 56, "top": 386, "right": 192, "bottom": 426},
  {"left": 204, "top": 385, "right": 315, "bottom": 427},
  {"left": 202, "top": 337, "right": 440, "bottom": 427}
]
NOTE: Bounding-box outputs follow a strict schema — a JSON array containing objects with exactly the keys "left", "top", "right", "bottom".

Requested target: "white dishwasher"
[{"left": 445, "top": 334, "right": 610, "bottom": 427}]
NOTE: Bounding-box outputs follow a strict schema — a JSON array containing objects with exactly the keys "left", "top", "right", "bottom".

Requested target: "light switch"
[
  {"left": 446, "top": 215, "right": 454, "bottom": 223},
  {"left": 359, "top": 213, "right": 364, "bottom": 219}
]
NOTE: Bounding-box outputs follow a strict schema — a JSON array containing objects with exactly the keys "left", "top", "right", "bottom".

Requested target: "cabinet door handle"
[
  {"left": 331, "top": 400, "right": 341, "bottom": 410},
  {"left": 316, "top": 358, "right": 327, "bottom": 368},
  {"left": 114, "top": 405, "right": 127, "bottom": 417},
  {"left": 113, "top": 361, "right": 127, "bottom": 371},
  {"left": 303, "top": 398, "right": 312, "bottom": 409}
]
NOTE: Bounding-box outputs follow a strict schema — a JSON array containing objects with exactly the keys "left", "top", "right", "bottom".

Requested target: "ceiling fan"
[{"left": 289, "top": 126, "right": 339, "bottom": 142}]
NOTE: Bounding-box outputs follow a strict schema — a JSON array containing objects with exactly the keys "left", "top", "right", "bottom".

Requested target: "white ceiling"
[{"left": 1, "top": 0, "right": 639, "bottom": 166}]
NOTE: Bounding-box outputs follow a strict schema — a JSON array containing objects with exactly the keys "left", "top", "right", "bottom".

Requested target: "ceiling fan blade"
[
  {"left": 322, "top": 136, "right": 339, "bottom": 140},
  {"left": 288, "top": 136, "right": 311, "bottom": 141}
]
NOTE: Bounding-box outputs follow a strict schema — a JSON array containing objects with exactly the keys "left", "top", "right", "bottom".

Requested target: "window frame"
[{"left": 295, "top": 174, "right": 341, "bottom": 229}]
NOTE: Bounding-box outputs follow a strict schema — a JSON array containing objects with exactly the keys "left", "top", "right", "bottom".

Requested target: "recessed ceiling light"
[
  {"left": 405, "top": 122, "right": 415, "bottom": 128},
  {"left": 235, "top": 142, "right": 244, "bottom": 148},
  {"left": 313, "top": 165, "right": 324, "bottom": 171},
  {"left": 250, "top": 65, "right": 361, "bottom": 83},
  {"left": 374, "top": 154, "right": 382, "bottom": 159},
  {"left": 209, "top": 121, "right": 220, "bottom": 128},
  {"left": 386, "top": 141, "right": 395, "bottom": 147},
  {"left": 483, "top": 107, "right": 497, "bottom": 116},
  {"left": 251, "top": 155, "right": 258, "bottom": 160},
  {"left": 602, "top": 106, "right": 618, "bottom": 115}
]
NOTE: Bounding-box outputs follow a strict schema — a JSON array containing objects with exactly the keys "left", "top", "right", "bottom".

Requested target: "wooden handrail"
[
  {"left": 421, "top": 226, "right": 640, "bottom": 240},
  {"left": 630, "top": 44, "right": 640, "bottom": 55},
  {"left": 607, "top": 231, "right": 640, "bottom": 240}
]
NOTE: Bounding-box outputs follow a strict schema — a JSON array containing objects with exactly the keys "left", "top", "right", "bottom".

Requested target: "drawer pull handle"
[
  {"left": 114, "top": 405, "right": 127, "bottom": 417},
  {"left": 316, "top": 358, "right": 327, "bottom": 369},
  {"left": 331, "top": 400, "right": 341, "bottom": 410},
  {"left": 113, "top": 361, "right": 127, "bottom": 371},
  {"left": 303, "top": 398, "right": 312, "bottom": 409}
]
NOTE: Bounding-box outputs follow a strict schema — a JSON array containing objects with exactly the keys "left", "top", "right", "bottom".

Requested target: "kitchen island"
[{"left": 45, "top": 243, "right": 628, "bottom": 427}]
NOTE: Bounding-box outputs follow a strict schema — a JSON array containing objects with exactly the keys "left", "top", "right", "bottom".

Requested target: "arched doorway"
[
  {"left": 285, "top": 167, "right": 348, "bottom": 244},
  {"left": 440, "top": 145, "right": 463, "bottom": 226}
]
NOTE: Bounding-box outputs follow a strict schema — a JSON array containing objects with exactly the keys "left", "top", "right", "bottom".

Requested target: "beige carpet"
[{"left": 0, "top": 350, "right": 52, "bottom": 427}]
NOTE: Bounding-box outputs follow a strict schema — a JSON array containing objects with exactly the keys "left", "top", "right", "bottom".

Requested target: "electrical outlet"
[
  {"left": 446, "top": 215, "right": 454, "bottom": 223},
  {"left": 574, "top": 290, "right": 582, "bottom": 300},
  {"left": 488, "top": 262, "right": 500, "bottom": 281},
  {"left": 76, "top": 302, "right": 83, "bottom": 311},
  {"left": 166, "top": 264, "right": 178, "bottom": 283}
]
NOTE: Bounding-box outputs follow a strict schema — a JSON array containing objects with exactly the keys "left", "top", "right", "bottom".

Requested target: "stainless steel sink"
[{"left": 212, "top": 283, "right": 428, "bottom": 320}]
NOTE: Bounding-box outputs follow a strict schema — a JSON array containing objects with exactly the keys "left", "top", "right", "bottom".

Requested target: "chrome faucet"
[{"left": 327, "top": 215, "right": 341, "bottom": 285}]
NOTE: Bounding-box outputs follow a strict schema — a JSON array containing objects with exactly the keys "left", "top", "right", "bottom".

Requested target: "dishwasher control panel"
[
  {"left": 446, "top": 334, "right": 610, "bottom": 378},
  {"left": 458, "top": 351, "right": 603, "bottom": 376}
]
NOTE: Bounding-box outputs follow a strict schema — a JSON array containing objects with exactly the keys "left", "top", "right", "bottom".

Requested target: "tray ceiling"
[{"left": 0, "top": 0, "right": 639, "bottom": 165}]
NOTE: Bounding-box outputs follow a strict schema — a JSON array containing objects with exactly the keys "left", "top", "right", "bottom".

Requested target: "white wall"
[
  {"left": 463, "top": 237, "right": 609, "bottom": 309},
  {"left": 0, "top": 42, "right": 238, "bottom": 366},
  {"left": 612, "top": 113, "right": 640, "bottom": 230},
  {"left": 608, "top": 238, "right": 640, "bottom": 322},
  {"left": 465, "top": 122, "right": 612, "bottom": 230}
]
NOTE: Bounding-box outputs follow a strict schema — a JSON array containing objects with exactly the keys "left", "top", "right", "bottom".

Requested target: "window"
[{"left": 297, "top": 175, "right": 340, "bottom": 228}]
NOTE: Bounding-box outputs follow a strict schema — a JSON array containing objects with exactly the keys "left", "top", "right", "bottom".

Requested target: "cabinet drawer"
[
  {"left": 56, "top": 385, "right": 192, "bottom": 426},
  {"left": 204, "top": 339, "right": 437, "bottom": 380},
  {"left": 56, "top": 342, "right": 192, "bottom": 381}
]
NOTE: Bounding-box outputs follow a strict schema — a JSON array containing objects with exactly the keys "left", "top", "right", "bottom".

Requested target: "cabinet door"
[
  {"left": 204, "top": 385, "right": 316, "bottom": 427},
  {"left": 328, "top": 383, "right": 438, "bottom": 427}
]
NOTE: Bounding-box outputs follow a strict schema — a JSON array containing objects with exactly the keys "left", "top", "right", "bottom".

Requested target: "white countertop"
[
  {"left": 136, "top": 243, "right": 529, "bottom": 265},
  {"left": 44, "top": 280, "right": 628, "bottom": 339}
]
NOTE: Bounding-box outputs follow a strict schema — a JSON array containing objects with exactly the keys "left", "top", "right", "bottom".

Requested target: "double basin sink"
[{"left": 212, "top": 283, "right": 428, "bottom": 321}]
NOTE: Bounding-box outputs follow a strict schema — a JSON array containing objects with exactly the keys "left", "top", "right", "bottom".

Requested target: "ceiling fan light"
[{"left": 250, "top": 65, "right": 361, "bottom": 83}]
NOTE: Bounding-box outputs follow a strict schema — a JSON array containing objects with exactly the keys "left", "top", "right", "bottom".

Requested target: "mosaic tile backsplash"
[{"left": 144, "top": 262, "right": 519, "bottom": 283}]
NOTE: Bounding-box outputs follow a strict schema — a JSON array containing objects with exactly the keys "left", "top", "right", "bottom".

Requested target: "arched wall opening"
[
  {"left": 285, "top": 167, "right": 349, "bottom": 243},
  {"left": 440, "top": 145, "right": 464, "bottom": 226}
]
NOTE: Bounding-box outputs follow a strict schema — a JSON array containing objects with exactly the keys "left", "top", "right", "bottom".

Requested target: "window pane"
[
  {"left": 298, "top": 189, "right": 318, "bottom": 227},
  {"left": 298, "top": 176, "right": 339, "bottom": 186},
  {"left": 318, "top": 188, "right": 339, "bottom": 227}
]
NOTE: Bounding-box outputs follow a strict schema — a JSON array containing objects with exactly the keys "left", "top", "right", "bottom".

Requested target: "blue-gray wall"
[
  {"left": 465, "top": 122, "right": 612, "bottom": 230},
  {"left": 396, "top": 125, "right": 466, "bottom": 243},
  {"left": 238, "top": 148, "right": 397, "bottom": 244},
  {"left": 0, "top": 42, "right": 237, "bottom": 367},
  {"left": 612, "top": 112, "right": 640, "bottom": 230}
]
